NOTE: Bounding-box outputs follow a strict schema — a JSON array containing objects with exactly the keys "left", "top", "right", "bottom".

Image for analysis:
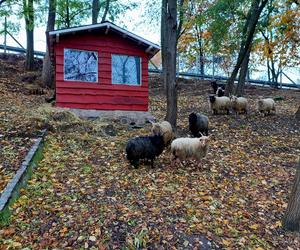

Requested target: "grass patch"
[{"left": 0, "top": 141, "right": 44, "bottom": 226}]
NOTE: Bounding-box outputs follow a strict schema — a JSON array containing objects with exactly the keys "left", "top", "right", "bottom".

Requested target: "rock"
[
  {"left": 104, "top": 124, "right": 117, "bottom": 136},
  {"left": 77, "top": 235, "right": 85, "bottom": 242},
  {"left": 89, "top": 236, "right": 96, "bottom": 242},
  {"left": 21, "top": 72, "right": 38, "bottom": 83}
]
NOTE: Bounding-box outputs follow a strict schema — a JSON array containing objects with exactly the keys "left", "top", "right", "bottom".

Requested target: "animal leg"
[
  {"left": 133, "top": 160, "right": 139, "bottom": 169},
  {"left": 197, "top": 161, "right": 202, "bottom": 168},
  {"left": 151, "top": 159, "right": 154, "bottom": 168},
  {"left": 170, "top": 154, "right": 176, "bottom": 167}
]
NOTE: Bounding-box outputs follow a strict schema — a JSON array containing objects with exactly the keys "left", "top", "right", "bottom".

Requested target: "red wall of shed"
[{"left": 54, "top": 32, "right": 149, "bottom": 111}]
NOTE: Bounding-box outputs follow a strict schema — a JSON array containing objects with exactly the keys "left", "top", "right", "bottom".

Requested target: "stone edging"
[{"left": 0, "top": 129, "right": 46, "bottom": 215}]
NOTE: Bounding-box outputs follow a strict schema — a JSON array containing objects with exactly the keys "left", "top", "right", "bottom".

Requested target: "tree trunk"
[
  {"left": 101, "top": 0, "right": 110, "bottom": 22},
  {"left": 161, "top": 0, "right": 167, "bottom": 90},
  {"left": 161, "top": 0, "right": 178, "bottom": 128},
  {"left": 283, "top": 161, "right": 300, "bottom": 231},
  {"left": 24, "top": 0, "right": 34, "bottom": 71},
  {"left": 267, "top": 58, "right": 271, "bottom": 84},
  {"left": 66, "top": 0, "right": 70, "bottom": 27},
  {"left": 235, "top": 46, "right": 250, "bottom": 96},
  {"left": 295, "top": 106, "right": 300, "bottom": 120},
  {"left": 195, "top": 24, "right": 204, "bottom": 78},
  {"left": 92, "top": 0, "right": 99, "bottom": 24},
  {"left": 225, "top": 0, "right": 268, "bottom": 95},
  {"left": 42, "top": 0, "right": 56, "bottom": 88}
]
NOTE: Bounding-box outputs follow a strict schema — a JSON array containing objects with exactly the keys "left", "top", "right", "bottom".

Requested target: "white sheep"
[
  {"left": 209, "top": 95, "right": 231, "bottom": 115},
  {"left": 170, "top": 136, "right": 210, "bottom": 166},
  {"left": 231, "top": 96, "right": 248, "bottom": 114},
  {"left": 257, "top": 98, "right": 276, "bottom": 115},
  {"left": 151, "top": 121, "right": 174, "bottom": 146}
]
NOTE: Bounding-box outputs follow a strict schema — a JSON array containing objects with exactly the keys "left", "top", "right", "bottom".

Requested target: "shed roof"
[{"left": 49, "top": 21, "right": 160, "bottom": 58}]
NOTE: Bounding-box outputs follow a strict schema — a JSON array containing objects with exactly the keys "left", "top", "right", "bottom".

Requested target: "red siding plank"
[
  {"left": 57, "top": 94, "right": 148, "bottom": 105},
  {"left": 56, "top": 102, "right": 148, "bottom": 111},
  {"left": 56, "top": 88, "right": 148, "bottom": 97},
  {"left": 56, "top": 46, "right": 145, "bottom": 57},
  {"left": 56, "top": 81, "right": 148, "bottom": 91}
]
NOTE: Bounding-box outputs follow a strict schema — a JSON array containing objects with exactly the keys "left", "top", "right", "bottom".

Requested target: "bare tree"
[
  {"left": 283, "top": 161, "right": 300, "bottom": 231},
  {"left": 42, "top": 0, "right": 56, "bottom": 88},
  {"left": 226, "top": 0, "right": 268, "bottom": 95}
]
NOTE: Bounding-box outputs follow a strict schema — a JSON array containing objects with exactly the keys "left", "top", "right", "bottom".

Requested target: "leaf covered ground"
[
  {"left": 0, "top": 55, "right": 46, "bottom": 193},
  {"left": 0, "top": 61, "right": 300, "bottom": 249}
]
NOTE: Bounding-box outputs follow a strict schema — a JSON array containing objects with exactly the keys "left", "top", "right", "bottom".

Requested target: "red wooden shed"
[{"left": 49, "top": 21, "right": 160, "bottom": 112}]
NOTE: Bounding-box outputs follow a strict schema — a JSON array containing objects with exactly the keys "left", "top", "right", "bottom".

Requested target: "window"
[
  {"left": 64, "top": 48, "right": 98, "bottom": 82},
  {"left": 112, "top": 54, "right": 141, "bottom": 85}
]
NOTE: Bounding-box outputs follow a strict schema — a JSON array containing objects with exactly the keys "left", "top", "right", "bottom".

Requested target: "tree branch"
[
  {"left": 176, "top": 0, "right": 184, "bottom": 40},
  {"left": 101, "top": 0, "right": 110, "bottom": 22}
]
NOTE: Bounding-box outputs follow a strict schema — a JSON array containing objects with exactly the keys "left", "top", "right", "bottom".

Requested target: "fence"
[{"left": 150, "top": 54, "right": 300, "bottom": 90}]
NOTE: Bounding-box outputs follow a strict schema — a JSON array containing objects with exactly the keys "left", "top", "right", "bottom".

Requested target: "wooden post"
[{"left": 283, "top": 160, "right": 300, "bottom": 231}]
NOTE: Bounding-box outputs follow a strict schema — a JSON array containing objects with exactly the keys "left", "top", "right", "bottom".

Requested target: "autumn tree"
[
  {"left": 42, "top": 0, "right": 56, "bottom": 88},
  {"left": 225, "top": 0, "right": 269, "bottom": 95},
  {"left": 256, "top": 0, "right": 300, "bottom": 87},
  {"left": 177, "top": 1, "right": 212, "bottom": 76},
  {"left": 283, "top": 160, "right": 300, "bottom": 231}
]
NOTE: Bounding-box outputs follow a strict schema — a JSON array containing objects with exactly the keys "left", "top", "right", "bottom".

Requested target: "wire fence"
[{"left": 150, "top": 54, "right": 300, "bottom": 90}]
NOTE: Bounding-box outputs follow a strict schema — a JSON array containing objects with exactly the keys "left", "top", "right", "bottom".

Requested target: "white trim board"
[{"left": 49, "top": 22, "right": 160, "bottom": 52}]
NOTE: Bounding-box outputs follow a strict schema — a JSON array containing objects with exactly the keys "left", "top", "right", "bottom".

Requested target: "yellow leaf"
[
  {"left": 249, "top": 224, "right": 259, "bottom": 230},
  {"left": 222, "top": 239, "right": 231, "bottom": 246}
]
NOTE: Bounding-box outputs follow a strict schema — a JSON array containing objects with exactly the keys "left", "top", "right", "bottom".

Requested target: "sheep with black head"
[{"left": 209, "top": 95, "right": 231, "bottom": 115}]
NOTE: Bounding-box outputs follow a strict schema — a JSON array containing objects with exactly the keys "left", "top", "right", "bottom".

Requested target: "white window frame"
[
  {"left": 63, "top": 48, "right": 99, "bottom": 83},
  {"left": 111, "top": 54, "right": 142, "bottom": 86}
]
